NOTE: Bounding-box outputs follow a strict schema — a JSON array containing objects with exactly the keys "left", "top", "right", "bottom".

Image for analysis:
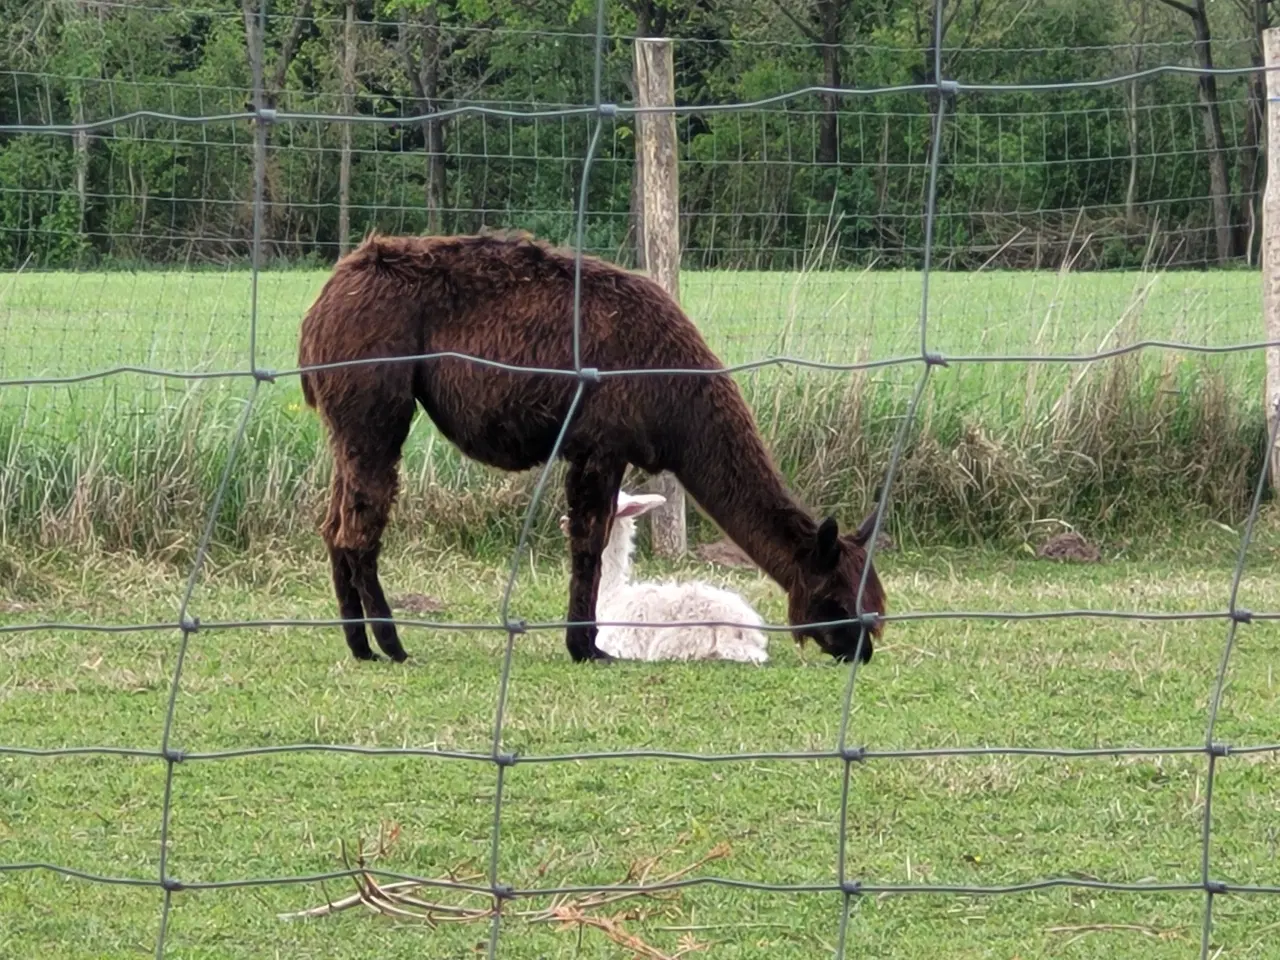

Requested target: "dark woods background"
[{"left": 0, "top": 0, "right": 1272, "bottom": 273}]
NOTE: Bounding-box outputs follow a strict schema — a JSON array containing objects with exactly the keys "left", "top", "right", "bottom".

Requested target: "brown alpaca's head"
[{"left": 788, "top": 512, "right": 886, "bottom": 664}]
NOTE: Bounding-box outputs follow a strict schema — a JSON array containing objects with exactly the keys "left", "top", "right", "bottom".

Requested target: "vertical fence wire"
[
  {"left": 1197, "top": 393, "right": 1280, "bottom": 959},
  {"left": 2, "top": 0, "right": 1280, "bottom": 957},
  {"left": 835, "top": 4, "right": 950, "bottom": 950}
]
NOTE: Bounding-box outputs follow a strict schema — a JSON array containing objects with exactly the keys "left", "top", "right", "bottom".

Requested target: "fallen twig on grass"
[
  {"left": 547, "top": 905, "right": 710, "bottom": 959},
  {"left": 277, "top": 822, "right": 730, "bottom": 957},
  {"left": 523, "top": 841, "right": 733, "bottom": 923},
  {"left": 1045, "top": 922, "right": 1188, "bottom": 944}
]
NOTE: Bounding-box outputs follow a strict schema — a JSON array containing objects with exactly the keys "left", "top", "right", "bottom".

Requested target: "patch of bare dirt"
[
  {"left": 696, "top": 531, "right": 894, "bottom": 568},
  {"left": 1035, "top": 531, "right": 1101, "bottom": 563},
  {"left": 694, "top": 539, "right": 755, "bottom": 568},
  {"left": 391, "top": 593, "right": 447, "bottom": 615}
]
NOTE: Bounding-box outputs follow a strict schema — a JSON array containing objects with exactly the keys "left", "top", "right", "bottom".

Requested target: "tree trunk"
[
  {"left": 1197, "top": 92, "right": 1234, "bottom": 262},
  {"left": 816, "top": 0, "right": 844, "bottom": 205},
  {"left": 422, "top": 36, "right": 445, "bottom": 234},
  {"left": 241, "top": 0, "right": 312, "bottom": 259},
  {"left": 818, "top": 41, "right": 840, "bottom": 201},
  {"left": 337, "top": 0, "right": 355, "bottom": 257},
  {"left": 817, "top": 4, "right": 840, "bottom": 168},
  {"left": 1242, "top": 68, "right": 1264, "bottom": 263},
  {"left": 399, "top": 8, "right": 446, "bottom": 234},
  {"left": 1123, "top": 2, "right": 1146, "bottom": 230},
  {"left": 242, "top": 0, "right": 268, "bottom": 254},
  {"left": 1125, "top": 79, "right": 1140, "bottom": 228},
  {"left": 74, "top": 96, "right": 89, "bottom": 233},
  {"left": 72, "top": 1, "right": 92, "bottom": 235},
  {"left": 1165, "top": 0, "right": 1235, "bottom": 262},
  {"left": 1238, "top": 0, "right": 1272, "bottom": 264}
]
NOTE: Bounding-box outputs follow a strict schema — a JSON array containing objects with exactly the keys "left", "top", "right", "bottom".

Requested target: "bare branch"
[
  {"left": 396, "top": 15, "right": 427, "bottom": 102},
  {"left": 764, "top": 0, "right": 822, "bottom": 44},
  {"left": 1154, "top": 0, "right": 1197, "bottom": 19},
  {"left": 270, "top": 0, "right": 313, "bottom": 95}
]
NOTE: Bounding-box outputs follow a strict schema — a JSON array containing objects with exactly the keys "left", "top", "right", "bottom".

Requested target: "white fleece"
[{"left": 588, "top": 496, "right": 769, "bottom": 664}]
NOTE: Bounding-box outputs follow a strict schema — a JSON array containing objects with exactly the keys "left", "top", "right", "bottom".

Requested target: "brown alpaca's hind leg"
[
  {"left": 328, "top": 543, "right": 376, "bottom": 660},
  {"left": 320, "top": 396, "right": 415, "bottom": 662},
  {"left": 564, "top": 457, "right": 626, "bottom": 662},
  {"left": 348, "top": 544, "right": 406, "bottom": 662}
]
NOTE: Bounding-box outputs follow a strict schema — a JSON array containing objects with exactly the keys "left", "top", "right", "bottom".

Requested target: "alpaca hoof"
[
  {"left": 588, "top": 649, "right": 617, "bottom": 664},
  {"left": 832, "top": 647, "right": 872, "bottom": 665}
]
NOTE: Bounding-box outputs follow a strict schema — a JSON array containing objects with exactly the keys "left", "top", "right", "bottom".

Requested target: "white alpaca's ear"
[{"left": 614, "top": 492, "right": 667, "bottom": 520}]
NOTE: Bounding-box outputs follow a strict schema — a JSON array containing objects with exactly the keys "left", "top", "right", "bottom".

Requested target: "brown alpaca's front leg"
[{"left": 564, "top": 458, "right": 626, "bottom": 662}]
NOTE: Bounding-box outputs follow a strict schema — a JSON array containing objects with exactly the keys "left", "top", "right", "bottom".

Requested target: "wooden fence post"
[
  {"left": 1264, "top": 28, "right": 1280, "bottom": 486},
  {"left": 634, "top": 37, "right": 687, "bottom": 557},
  {"left": 337, "top": 0, "right": 356, "bottom": 257}
]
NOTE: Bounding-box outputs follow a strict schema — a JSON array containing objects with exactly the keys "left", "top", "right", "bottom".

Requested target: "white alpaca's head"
[{"left": 559, "top": 491, "right": 666, "bottom": 596}]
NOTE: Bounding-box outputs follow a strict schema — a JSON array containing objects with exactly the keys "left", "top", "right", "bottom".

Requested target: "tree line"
[{"left": 0, "top": 0, "right": 1272, "bottom": 271}]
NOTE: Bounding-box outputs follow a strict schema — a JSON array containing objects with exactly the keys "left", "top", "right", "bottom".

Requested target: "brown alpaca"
[{"left": 298, "top": 232, "right": 887, "bottom": 664}]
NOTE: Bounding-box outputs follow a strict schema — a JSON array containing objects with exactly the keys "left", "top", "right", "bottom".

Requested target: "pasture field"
[
  {"left": 2, "top": 264, "right": 1277, "bottom": 954},
  {"left": 0, "top": 266, "right": 1271, "bottom": 553},
  {"left": 2, "top": 525, "right": 1280, "bottom": 958},
  {"left": 0, "top": 264, "right": 1264, "bottom": 380}
]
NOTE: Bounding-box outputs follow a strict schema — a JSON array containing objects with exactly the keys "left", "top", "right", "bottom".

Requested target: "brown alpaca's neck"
[{"left": 670, "top": 382, "right": 816, "bottom": 592}]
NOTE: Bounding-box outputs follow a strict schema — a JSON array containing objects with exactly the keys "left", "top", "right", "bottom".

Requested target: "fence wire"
[{"left": 2, "top": 0, "right": 1280, "bottom": 957}]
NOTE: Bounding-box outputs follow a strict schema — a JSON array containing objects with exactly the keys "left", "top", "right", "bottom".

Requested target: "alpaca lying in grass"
[{"left": 558, "top": 491, "right": 770, "bottom": 664}]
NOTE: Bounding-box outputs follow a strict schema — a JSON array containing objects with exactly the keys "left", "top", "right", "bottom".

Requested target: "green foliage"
[
  {"left": 0, "top": 0, "right": 1269, "bottom": 270},
  {"left": 0, "top": 136, "right": 88, "bottom": 267}
]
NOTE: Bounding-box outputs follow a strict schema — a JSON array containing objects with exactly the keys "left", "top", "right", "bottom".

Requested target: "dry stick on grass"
[
  {"left": 278, "top": 829, "right": 730, "bottom": 957},
  {"left": 280, "top": 826, "right": 492, "bottom": 924},
  {"left": 1045, "top": 922, "right": 1189, "bottom": 946},
  {"left": 546, "top": 906, "right": 710, "bottom": 960},
  {"left": 522, "top": 841, "right": 733, "bottom": 923}
]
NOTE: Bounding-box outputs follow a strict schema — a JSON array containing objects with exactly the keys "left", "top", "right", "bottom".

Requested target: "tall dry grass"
[{"left": 0, "top": 348, "right": 1265, "bottom": 566}]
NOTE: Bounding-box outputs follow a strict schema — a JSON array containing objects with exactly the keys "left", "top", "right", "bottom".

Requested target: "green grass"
[
  {"left": 0, "top": 266, "right": 1265, "bottom": 377},
  {"left": 0, "top": 265, "right": 1271, "bottom": 555},
  {"left": 3, "top": 518, "right": 1280, "bottom": 958}
]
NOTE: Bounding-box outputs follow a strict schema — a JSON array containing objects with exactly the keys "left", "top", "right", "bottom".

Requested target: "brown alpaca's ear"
[
  {"left": 850, "top": 510, "right": 879, "bottom": 547},
  {"left": 815, "top": 516, "right": 841, "bottom": 570}
]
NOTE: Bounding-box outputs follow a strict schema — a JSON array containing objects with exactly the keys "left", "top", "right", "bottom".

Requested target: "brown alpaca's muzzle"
[
  {"left": 792, "top": 606, "right": 877, "bottom": 664},
  {"left": 789, "top": 555, "right": 885, "bottom": 665},
  {"left": 823, "top": 619, "right": 877, "bottom": 664}
]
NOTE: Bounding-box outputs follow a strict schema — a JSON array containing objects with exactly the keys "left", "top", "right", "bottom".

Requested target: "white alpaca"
[{"left": 559, "top": 491, "right": 770, "bottom": 664}]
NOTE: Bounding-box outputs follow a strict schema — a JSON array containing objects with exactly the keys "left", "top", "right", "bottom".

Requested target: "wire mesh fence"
[{"left": 2, "top": 0, "right": 1280, "bottom": 957}]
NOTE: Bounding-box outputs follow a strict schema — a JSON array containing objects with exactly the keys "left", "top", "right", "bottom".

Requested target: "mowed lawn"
[{"left": 2, "top": 524, "right": 1280, "bottom": 958}]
